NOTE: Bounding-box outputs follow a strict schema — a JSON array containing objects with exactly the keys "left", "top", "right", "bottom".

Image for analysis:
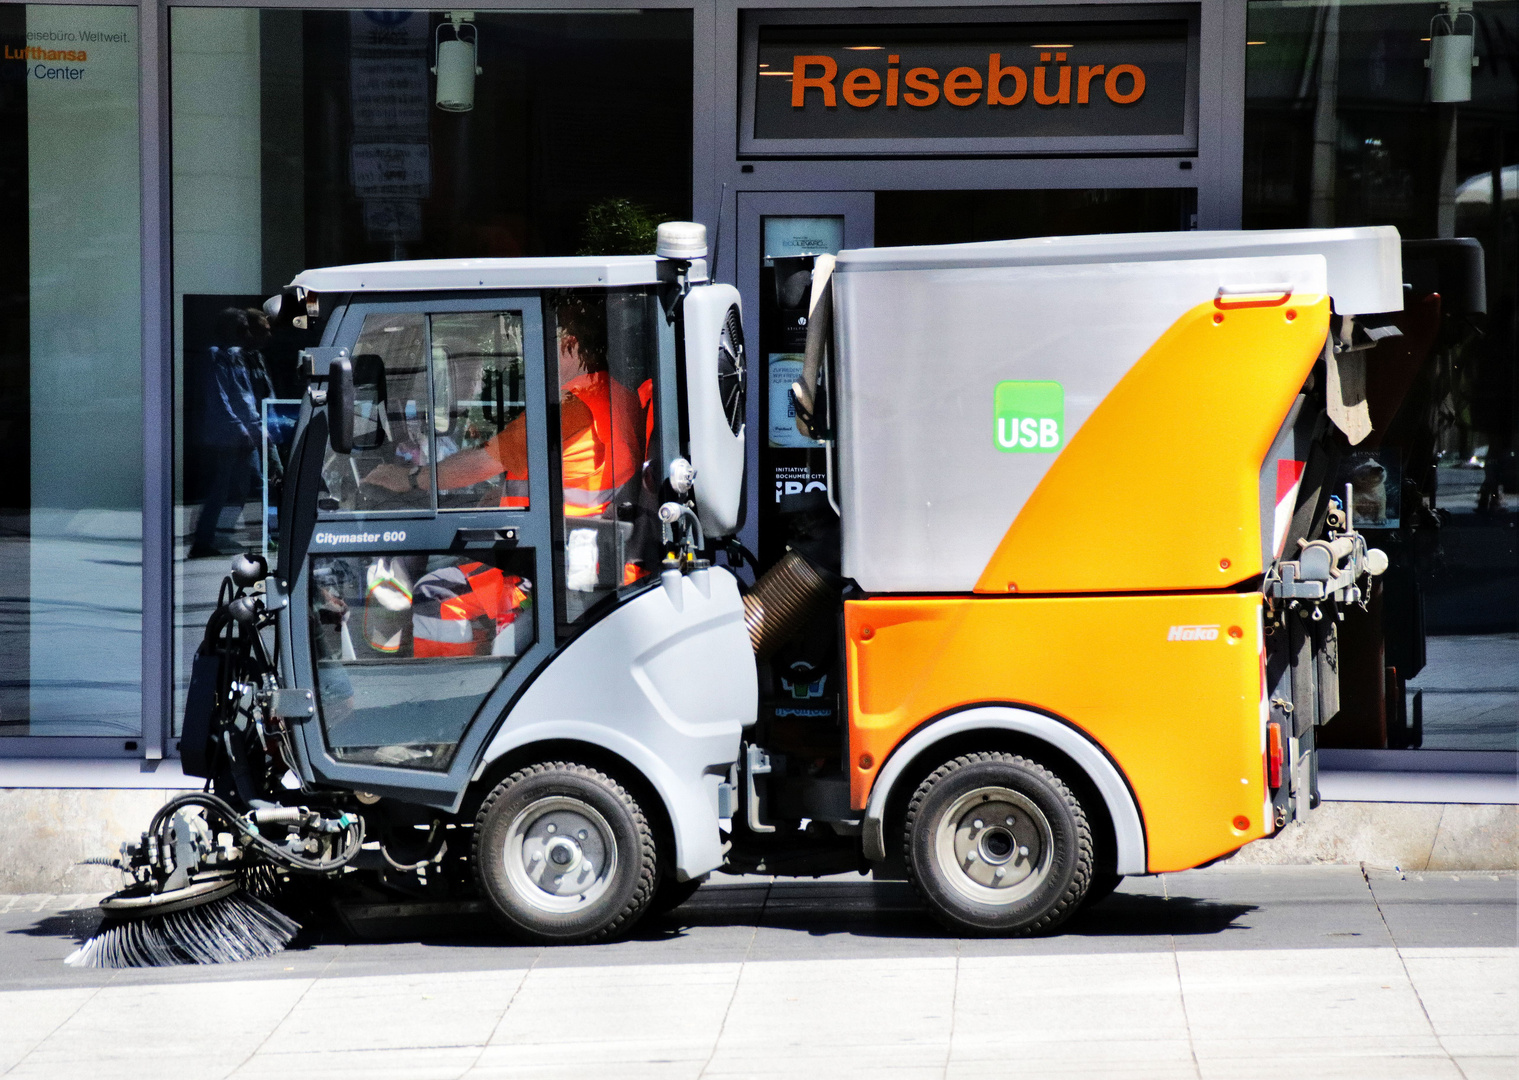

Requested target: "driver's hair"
[{"left": 553, "top": 291, "right": 607, "bottom": 375}]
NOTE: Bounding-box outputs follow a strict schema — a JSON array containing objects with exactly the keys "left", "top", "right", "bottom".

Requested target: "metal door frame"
[
  {"left": 734, "top": 191, "right": 874, "bottom": 559},
  {"left": 703, "top": 0, "right": 1246, "bottom": 275}
]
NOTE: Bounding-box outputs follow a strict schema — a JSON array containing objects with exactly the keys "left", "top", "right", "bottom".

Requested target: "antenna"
[{"left": 710, "top": 182, "right": 728, "bottom": 283}]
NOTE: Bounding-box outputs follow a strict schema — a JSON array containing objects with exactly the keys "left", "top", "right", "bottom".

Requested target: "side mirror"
[
  {"left": 351, "top": 354, "right": 388, "bottom": 451},
  {"left": 328, "top": 355, "right": 354, "bottom": 454},
  {"left": 263, "top": 286, "right": 319, "bottom": 332}
]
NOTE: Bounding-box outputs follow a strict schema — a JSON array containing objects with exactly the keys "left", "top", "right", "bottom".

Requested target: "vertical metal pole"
[
  {"left": 140, "top": 0, "right": 172, "bottom": 761},
  {"left": 691, "top": 0, "right": 718, "bottom": 250},
  {"left": 1435, "top": 104, "right": 1459, "bottom": 238},
  {"left": 1308, "top": 0, "right": 1340, "bottom": 228},
  {"left": 1198, "top": 0, "right": 1247, "bottom": 230}
]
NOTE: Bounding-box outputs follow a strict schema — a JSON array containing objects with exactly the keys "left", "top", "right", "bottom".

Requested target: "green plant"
[{"left": 577, "top": 198, "right": 661, "bottom": 256}]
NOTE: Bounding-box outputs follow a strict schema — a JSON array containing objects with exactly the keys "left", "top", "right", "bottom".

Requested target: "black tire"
[
  {"left": 1082, "top": 872, "right": 1124, "bottom": 908},
  {"left": 649, "top": 873, "right": 707, "bottom": 917},
  {"left": 904, "top": 752, "right": 1092, "bottom": 936},
  {"left": 473, "top": 762, "right": 657, "bottom": 944}
]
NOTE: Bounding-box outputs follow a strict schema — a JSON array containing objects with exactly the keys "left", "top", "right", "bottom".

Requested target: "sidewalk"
[
  {"left": 0, "top": 867, "right": 1513, "bottom": 1079},
  {"left": 1408, "top": 633, "right": 1519, "bottom": 751}
]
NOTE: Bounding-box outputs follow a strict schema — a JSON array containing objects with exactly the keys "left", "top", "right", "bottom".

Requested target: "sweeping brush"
[
  {"left": 67, "top": 793, "right": 361, "bottom": 969},
  {"left": 65, "top": 881, "right": 301, "bottom": 969}
]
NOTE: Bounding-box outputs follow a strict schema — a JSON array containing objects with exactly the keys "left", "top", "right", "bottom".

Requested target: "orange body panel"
[
  {"left": 975, "top": 295, "right": 1330, "bottom": 594},
  {"left": 846, "top": 593, "right": 1270, "bottom": 872}
]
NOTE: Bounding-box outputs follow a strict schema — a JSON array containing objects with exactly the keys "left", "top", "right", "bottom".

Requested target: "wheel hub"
[
  {"left": 503, "top": 797, "right": 617, "bottom": 913},
  {"left": 933, "top": 787, "right": 1054, "bottom": 906}
]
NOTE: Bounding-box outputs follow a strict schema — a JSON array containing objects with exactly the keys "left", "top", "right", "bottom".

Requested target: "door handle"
[{"left": 452, "top": 527, "right": 518, "bottom": 547}]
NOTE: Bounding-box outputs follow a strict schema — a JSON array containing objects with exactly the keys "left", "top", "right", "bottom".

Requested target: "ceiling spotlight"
[
  {"left": 434, "top": 11, "right": 481, "bottom": 112},
  {"left": 1426, "top": 1, "right": 1479, "bottom": 103}
]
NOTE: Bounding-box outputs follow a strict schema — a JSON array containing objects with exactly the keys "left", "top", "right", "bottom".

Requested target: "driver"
[{"left": 364, "top": 294, "right": 646, "bottom": 522}]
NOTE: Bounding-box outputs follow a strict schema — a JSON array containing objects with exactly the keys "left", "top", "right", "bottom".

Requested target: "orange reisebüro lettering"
[
  {"left": 902, "top": 67, "right": 940, "bottom": 107},
  {"left": 987, "top": 54, "right": 1027, "bottom": 106},
  {"left": 943, "top": 66, "right": 983, "bottom": 106},
  {"left": 784, "top": 53, "right": 1146, "bottom": 110},
  {"left": 842, "top": 67, "right": 881, "bottom": 107},
  {"left": 1033, "top": 55, "right": 1071, "bottom": 105},
  {"left": 791, "top": 55, "right": 838, "bottom": 107},
  {"left": 1105, "top": 63, "right": 1145, "bottom": 104},
  {"left": 1077, "top": 64, "right": 1106, "bottom": 104}
]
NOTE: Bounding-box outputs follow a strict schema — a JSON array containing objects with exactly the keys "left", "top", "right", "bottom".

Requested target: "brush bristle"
[{"left": 65, "top": 891, "right": 301, "bottom": 969}]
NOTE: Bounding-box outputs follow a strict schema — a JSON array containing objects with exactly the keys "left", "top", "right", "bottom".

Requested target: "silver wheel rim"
[
  {"left": 932, "top": 785, "right": 1055, "bottom": 907},
  {"left": 502, "top": 796, "right": 618, "bottom": 914}
]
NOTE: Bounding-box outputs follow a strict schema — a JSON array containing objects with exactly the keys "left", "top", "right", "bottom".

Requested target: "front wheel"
[
  {"left": 474, "top": 762, "right": 657, "bottom": 944},
  {"left": 904, "top": 752, "right": 1092, "bottom": 936}
]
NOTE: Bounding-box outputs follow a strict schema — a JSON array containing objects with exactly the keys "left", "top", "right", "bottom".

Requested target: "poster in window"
[{"left": 1337, "top": 450, "right": 1401, "bottom": 529}]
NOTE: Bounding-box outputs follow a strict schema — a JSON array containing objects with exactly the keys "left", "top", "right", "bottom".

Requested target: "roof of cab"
[
  {"left": 289, "top": 255, "right": 706, "bottom": 294},
  {"left": 835, "top": 226, "right": 1402, "bottom": 315}
]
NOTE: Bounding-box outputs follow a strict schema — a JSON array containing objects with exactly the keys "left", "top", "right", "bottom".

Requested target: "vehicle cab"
[{"left": 260, "top": 236, "right": 756, "bottom": 916}]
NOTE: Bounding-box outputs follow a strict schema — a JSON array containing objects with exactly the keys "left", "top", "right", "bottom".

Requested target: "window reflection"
[
  {"left": 0, "top": 4, "right": 143, "bottom": 739},
  {"left": 1246, "top": 0, "right": 1517, "bottom": 752},
  {"left": 172, "top": 7, "right": 692, "bottom": 725}
]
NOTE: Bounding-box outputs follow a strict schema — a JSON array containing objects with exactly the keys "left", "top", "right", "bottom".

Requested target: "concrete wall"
[
  {"left": 0, "top": 788, "right": 1514, "bottom": 894},
  {"left": 1233, "top": 802, "right": 1519, "bottom": 871},
  {"left": 0, "top": 788, "right": 191, "bottom": 894}
]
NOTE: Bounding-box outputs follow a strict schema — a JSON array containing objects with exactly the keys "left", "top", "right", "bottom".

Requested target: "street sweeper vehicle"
[{"left": 72, "top": 222, "right": 1403, "bottom": 966}]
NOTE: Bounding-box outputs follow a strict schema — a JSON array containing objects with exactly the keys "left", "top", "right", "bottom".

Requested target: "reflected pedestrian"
[{"left": 190, "top": 307, "right": 263, "bottom": 558}]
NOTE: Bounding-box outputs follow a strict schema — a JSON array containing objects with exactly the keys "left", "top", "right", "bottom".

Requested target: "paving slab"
[
  {"left": 0, "top": 867, "right": 1511, "bottom": 1080},
  {"left": 1365, "top": 869, "right": 1519, "bottom": 948}
]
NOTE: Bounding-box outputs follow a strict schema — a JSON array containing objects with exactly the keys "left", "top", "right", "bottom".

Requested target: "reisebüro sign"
[{"left": 743, "top": 15, "right": 1197, "bottom": 156}]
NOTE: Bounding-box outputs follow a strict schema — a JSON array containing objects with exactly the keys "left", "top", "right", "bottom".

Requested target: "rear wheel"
[
  {"left": 904, "top": 752, "right": 1091, "bottom": 936},
  {"left": 474, "top": 762, "right": 657, "bottom": 944}
]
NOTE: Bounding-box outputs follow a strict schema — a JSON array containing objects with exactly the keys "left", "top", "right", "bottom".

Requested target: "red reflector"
[
  {"left": 1276, "top": 459, "right": 1306, "bottom": 504},
  {"left": 1267, "top": 722, "right": 1284, "bottom": 790}
]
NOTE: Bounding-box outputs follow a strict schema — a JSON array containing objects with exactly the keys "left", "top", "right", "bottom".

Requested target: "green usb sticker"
[{"left": 994, "top": 381, "right": 1064, "bottom": 453}]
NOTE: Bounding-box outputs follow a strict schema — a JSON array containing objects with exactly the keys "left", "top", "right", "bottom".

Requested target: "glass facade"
[
  {"left": 0, "top": 5, "right": 142, "bottom": 741},
  {"left": 169, "top": 7, "right": 693, "bottom": 721},
  {"left": 0, "top": 0, "right": 1507, "bottom": 783},
  {"left": 1245, "top": 0, "right": 1517, "bottom": 752}
]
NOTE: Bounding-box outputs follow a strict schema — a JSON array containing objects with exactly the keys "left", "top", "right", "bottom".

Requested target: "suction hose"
[
  {"left": 743, "top": 550, "right": 837, "bottom": 659},
  {"left": 790, "top": 254, "right": 835, "bottom": 441}
]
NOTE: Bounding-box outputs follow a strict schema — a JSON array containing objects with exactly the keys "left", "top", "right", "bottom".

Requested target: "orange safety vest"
[
  {"left": 560, "top": 371, "right": 646, "bottom": 518},
  {"left": 412, "top": 561, "right": 531, "bottom": 658}
]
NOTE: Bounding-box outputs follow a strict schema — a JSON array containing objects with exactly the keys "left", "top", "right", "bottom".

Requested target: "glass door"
[
  {"left": 735, "top": 192, "right": 872, "bottom": 750},
  {"left": 736, "top": 192, "right": 874, "bottom": 570},
  {"left": 288, "top": 296, "right": 556, "bottom": 804}
]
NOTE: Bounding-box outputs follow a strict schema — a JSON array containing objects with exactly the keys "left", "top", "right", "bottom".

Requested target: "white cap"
[{"left": 656, "top": 221, "right": 708, "bottom": 261}]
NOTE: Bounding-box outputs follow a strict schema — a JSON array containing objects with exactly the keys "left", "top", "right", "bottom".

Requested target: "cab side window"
[
  {"left": 553, "top": 288, "right": 663, "bottom": 628},
  {"left": 321, "top": 310, "right": 531, "bottom": 515},
  {"left": 321, "top": 313, "right": 432, "bottom": 513},
  {"left": 432, "top": 312, "right": 528, "bottom": 510},
  {"left": 309, "top": 549, "right": 536, "bottom": 770}
]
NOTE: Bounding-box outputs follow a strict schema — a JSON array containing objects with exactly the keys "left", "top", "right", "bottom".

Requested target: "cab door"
[{"left": 288, "top": 295, "right": 554, "bottom": 807}]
